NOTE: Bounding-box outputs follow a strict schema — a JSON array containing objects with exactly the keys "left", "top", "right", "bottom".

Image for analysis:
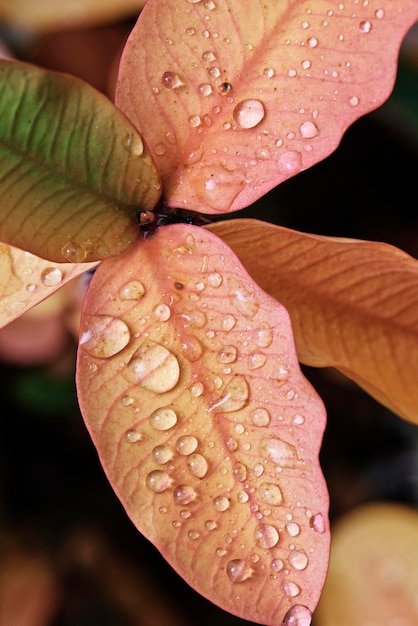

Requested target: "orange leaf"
[
  {"left": 0, "top": 242, "right": 97, "bottom": 328},
  {"left": 76, "top": 224, "right": 329, "bottom": 626},
  {"left": 207, "top": 219, "right": 418, "bottom": 424},
  {"left": 116, "top": 0, "right": 418, "bottom": 214}
]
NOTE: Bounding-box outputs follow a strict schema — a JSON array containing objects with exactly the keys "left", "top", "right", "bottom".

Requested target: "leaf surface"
[
  {"left": 0, "top": 243, "right": 97, "bottom": 328},
  {"left": 208, "top": 219, "right": 418, "bottom": 424},
  {"left": 116, "top": 0, "right": 418, "bottom": 214},
  {"left": 76, "top": 224, "right": 329, "bottom": 626},
  {"left": 0, "top": 60, "right": 160, "bottom": 263}
]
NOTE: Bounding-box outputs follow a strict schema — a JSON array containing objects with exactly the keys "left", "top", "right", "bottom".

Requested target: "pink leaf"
[
  {"left": 116, "top": 0, "right": 418, "bottom": 213},
  {"left": 76, "top": 224, "right": 329, "bottom": 625}
]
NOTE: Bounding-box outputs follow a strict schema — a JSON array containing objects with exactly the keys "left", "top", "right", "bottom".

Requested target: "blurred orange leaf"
[
  {"left": 208, "top": 219, "right": 418, "bottom": 424},
  {"left": 116, "top": 0, "right": 418, "bottom": 214},
  {"left": 76, "top": 224, "right": 329, "bottom": 626}
]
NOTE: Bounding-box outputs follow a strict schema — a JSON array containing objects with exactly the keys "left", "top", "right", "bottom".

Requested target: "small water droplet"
[
  {"left": 176, "top": 435, "right": 199, "bottom": 455},
  {"left": 125, "top": 429, "right": 142, "bottom": 443},
  {"left": 119, "top": 280, "right": 145, "bottom": 300},
  {"left": 349, "top": 95, "right": 360, "bottom": 107},
  {"left": 251, "top": 408, "right": 271, "bottom": 427},
  {"left": 226, "top": 437, "right": 238, "bottom": 451},
  {"left": 188, "top": 530, "right": 200, "bottom": 541},
  {"left": 255, "top": 524, "right": 279, "bottom": 549},
  {"left": 226, "top": 559, "right": 252, "bottom": 582},
  {"left": 301, "top": 60, "right": 311, "bottom": 70},
  {"left": 222, "top": 314, "right": 236, "bottom": 331},
  {"left": 207, "top": 272, "right": 223, "bottom": 287},
  {"left": 152, "top": 303, "right": 171, "bottom": 321},
  {"left": 202, "top": 50, "right": 216, "bottom": 62},
  {"left": 277, "top": 151, "right": 302, "bottom": 175},
  {"left": 122, "top": 132, "right": 144, "bottom": 157},
  {"left": 253, "top": 463, "right": 264, "bottom": 477},
  {"left": 310, "top": 512, "right": 326, "bottom": 533},
  {"left": 150, "top": 407, "right": 178, "bottom": 431},
  {"left": 181, "top": 336, "right": 203, "bottom": 362},
  {"left": 233, "top": 463, "right": 247, "bottom": 482},
  {"left": 213, "top": 495, "right": 230, "bottom": 511},
  {"left": 189, "top": 114, "right": 202, "bottom": 128},
  {"left": 299, "top": 121, "right": 319, "bottom": 139},
  {"left": 293, "top": 414, "right": 305, "bottom": 425},
  {"left": 209, "top": 375, "right": 249, "bottom": 413},
  {"left": 288, "top": 550, "right": 309, "bottom": 571},
  {"left": 271, "top": 558, "right": 284, "bottom": 572},
  {"left": 152, "top": 444, "right": 174, "bottom": 464},
  {"left": 248, "top": 352, "right": 267, "bottom": 370},
  {"left": 281, "top": 604, "right": 312, "bottom": 626},
  {"left": 154, "top": 143, "right": 166, "bottom": 155},
  {"left": 146, "top": 470, "right": 171, "bottom": 492},
  {"left": 237, "top": 491, "right": 249, "bottom": 503},
  {"left": 162, "top": 71, "right": 184, "bottom": 89},
  {"left": 80, "top": 315, "right": 130, "bottom": 358},
  {"left": 205, "top": 519, "right": 218, "bottom": 530},
  {"left": 285, "top": 522, "right": 300, "bottom": 537},
  {"left": 26, "top": 283, "right": 36, "bottom": 292},
  {"left": 181, "top": 309, "right": 207, "bottom": 328},
  {"left": 174, "top": 484, "right": 196, "bottom": 504},
  {"left": 41, "top": 267, "right": 63, "bottom": 287},
  {"left": 307, "top": 36, "right": 318, "bottom": 48},
  {"left": 233, "top": 99, "right": 265, "bottom": 129},
  {"left": 125, "top": 341, "right": 180, "bottom": 393},
  {"left": 217, "top": 345, "right": 237, "bottom": 364},
  {"left": 263, "top": 67, "right": 275, "bottom": 78},
  {"left": 190, "top": 381, "right": 204, "bottom": 397},
  {"left": 375, "top": 8, "right": 385, "bottom": 19},
  {"left": 208, "top": 66, "right": 221, "bottom": 78},
  {"left": 282, "top": 581, "right": 301, "bottom": 598},
  {"left": 260, "top": 437, "right": 297, "bottom": 464},
  {"left": 61, "top": 241, "right": 87, "bottom": 263},
  {"left": 254, "top": 326, "right": 273, "bottom": 347},
  {"left": 187, "top": 453, "right": 209, "bottom": 478},
  {"left": 259, "top": 482, "right": 283, "bottom": 506},
  {"left": 359, "top": 20, "right": 372, "bottom": 33},
  {"left": 198, "top": 82, "right": 213, "bottom": 96}
]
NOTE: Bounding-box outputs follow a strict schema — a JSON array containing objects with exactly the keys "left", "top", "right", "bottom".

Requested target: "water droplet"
[
  {"left": 162, "top": 71, "right": 184, "bottom": 89},
  {"left": 205, "top": 519, "right": 218, "bottom": 531},
  {"left": 299, "top": 121, "right": 319, "bottom": 139},
  {"left": 125, "top": 341, "right": 180, "bottom": 393},
  {"left": 146, "top": 470, "right": 171, "bottom": 492},
  {"left": 213, "top": 495, "right": 230, "bottom": 511},
  {"left": 277, "top": 151, "right": 302, "bottom": 175},
  {"left": 263, "top": 67, "right": 275, "bottom": 78},
  {"left": 217, "top": 345, "right": 237, "bottom": 364},
  {"left": 187, "top": 453, "right": 209, "bottom": 478},
  {"left": 359, "top": 20, "right": 372, "bottom": 33},
  {"left": 121, "top": 395, "right": 134, "bottom": 406},
  {"left": 301, "top": 60, "right": 311, "bottom": 70},
  {"left": 189, "top": 115, "right": 202, "bottom": 128},
  {"left": 152, "top": 303, "right": 171, "bottom": 321},
  {"left": 174, "top": 484, "right": 196, "bottom": 504},
  {"left": 255, "top": 524, "right": 279, "bottom": 549},
  {"left": 259, "top": 482, "right": 283, "bottom": 506},
  {"left": 188, "top": 530, "right": 200, "bottom": 541},
  {"left": 80, "top": 315, "right": 130, "bottom": 358},
  {"left": 233, "top": 463, "right": 247, "bottom": 482},
  {"left": 181, "top": 309, "right": 207, "bottom": 328},
  {"left": 216, "top": 547, "right": 227, "bottom": 557},
  {"left": 282, "top": 581, "right": 301, "bottom": 598},
  {"left": 150, "top": 407, "right": 178, "bottom": 431},
  {"left": 233, "top": 99, "right": 265, "bottom": 129},
  {"left": 260, "top": 437, "right": 297, "bottom": 465},
  {"left": 190, "top": 381, "right": 204, "bottom": 397},
  {"left": 293, "top": 414, "right": 305, "bottom": 425},
  {"left": 238, "top": 491, "right": 249, "bottom": 503},
  {"left": 207, "top": 272, "right": 223, "bottom": 287},
  {"left": 271, "top": 558, "right": 284, "bottom": 572},
  {"left": 222, "top": 314, "right": 236, "bottom": 331},
  {"left": 198, "top": 83, "right": 213, "bottom": 96},
  {"left": 119, "top": 280, "right": 145, "bottom": 300},
  {"left": 61, "top": 241, "right": 87, "bottom": 262},
  {"left": 208, "top": 66, "right": 221, "bottom": 78},
  {"left": 285, "top": 522, "right": 300, "bottom": 537},
  {"left": 310, "top": 512, "right": 326, "bottom": 533},
  {"left": 253, "top": 463, "right": 264, "bottom": 478},
  {"left": 288, "top": 550, "right": 309, "bottom": 571},
  {"left": 349, "top": 95, "right": 360, "bottom": 107},
  {"left": 154, "top": 143, "right": 166, "bottom": 156},
  {"left": 176, "top": 435, "right": 199, "bottom": 455},
  {"left": 26, "top": 283, "right": 36, "bottom": 293},
  {"left": 254, "top": 326, "right": 273, "bottom": 348},
  {"left": 122, "top": 132, "right": 144, "bottom": 157},
  {"left": 125, "top": 429, "right": 142, "bottom": 443},
  {"left": 281, "top": 605, "right": 312, "bottom": 626},
  {"left": 248, "top": 352, "right": 267, "bottom": 370},
  {"left": 181, "top": 336, "right": 203, "bottom": 361},
  {"left": 251, "top": 408, "right": 271, "bottom": 427},
  {"left": 205, "top": 0, "right": 216, "bottom": 9},
  {"left": 307, "top": 36, "right": 318, "bottom": 47},
  {"left": 226, "top": 559, "right": 252, "bottom": 582},
  {"left": 41, "top": 267, "right": 63, "bottom": 287},
  {"left": 375, "top": 9, "right": 385, "bottom": 19},
  {"left": 209, "top": 375, "right": 249, "bottom": 413},
  {"left": 152, "top": 444, "right": 174, "bottom": 463}
]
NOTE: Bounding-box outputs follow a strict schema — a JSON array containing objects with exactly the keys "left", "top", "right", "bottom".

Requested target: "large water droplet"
[
  {"left": 80, "top": 315, "right": 130, "bottom": 358},
  {"left": 125, "top": 341, "right": 180, "bottom": 393},
  {"left": 288, "top": 550, "right": 309, "bottom": 571},
  {"left": 281, "top": 605, "right": 312, "bottom": 626},
  {"left": 251, "top": 408, "right": 271, "bottom": 427},
  {"left": 255, "top": 524, "right": 279, "bottom": 549},
  {"left": 176, "top": 435, "right": 198, "bottom": 455},
  {"left": 119, "top": 280, "right": 145, "bottom": 300},
  {"left": 41, "top": 267, "right": 63, "bottom": 287},
  {"left": 187, "top": 453, "right": 209, "bottom": 478},
  {"left": 260, "top": 437, "right": 297, "bottom": 464},
  {"left": 209, "top": 375, "right": 249, "bottom": 413},
  {"left": 174, "top": 484, "right": 196, "bottom": 505},
  {"left": 259, "top": 482, "right": 283, "bottom": 506},
  {"left": 226, "top": 559, "right": 252, "bottom": 582},
  {"left": 233, "top": 99, "right": 265, "bottom": 129},
  {"left": 146, "top": 470, "right": 171, "bottom": 492},
  {"left": 150, "top": 407, "right": 178, "bottom": 430},
  {"left": 213, "top": 495, "right": 230, "bottom": 511}
]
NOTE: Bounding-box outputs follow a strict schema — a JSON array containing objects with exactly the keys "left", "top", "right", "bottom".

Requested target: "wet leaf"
[
  {"left": 0, "top": 60, "right": 160, "bottom": 263},
  {"left": 76, "top": 224, "right": 329, "bottom": 626},
  {"left": 315, "top": 503, "right": 418, "bottom": 626},
  {"left": 0, "top": 0, "right": 145, "bottom": 31},
  {"left": 116, "top": 0, "right": 418, "bottom": 214},
  {"left": 208, "top": 219, "right": 418, "bottom": 424},
  {"left": 0, "top": 242, "right": 97, "bottom": 328}
]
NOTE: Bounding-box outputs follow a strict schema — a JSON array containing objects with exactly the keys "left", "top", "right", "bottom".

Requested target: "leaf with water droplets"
[
  {"left": 208, "top": 219, "right": 418, "bottom": 424},
  {"left": 0, "top": 242, "right": 97, "bottom": 328},
  {"left": 0, "top": 60, "right": 160, "bottom": 262},
  {"left": 76, "top": 224, "right": 329, "bottom": 626},
  {"left": 116, "top": 0, "right": 418, "bottom": 213}
]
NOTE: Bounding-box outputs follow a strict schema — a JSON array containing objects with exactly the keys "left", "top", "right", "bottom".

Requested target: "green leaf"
[
  {"left": 76, "top": 224, "right": 329, "bottom": 626},
  {"left": 0, "top": 60, "right": 161, "bottom": 262}
]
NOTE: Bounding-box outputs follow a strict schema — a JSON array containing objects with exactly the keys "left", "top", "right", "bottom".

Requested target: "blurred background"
[{"left": 0, "top": 2, "right": 417, "bottom": 624}]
